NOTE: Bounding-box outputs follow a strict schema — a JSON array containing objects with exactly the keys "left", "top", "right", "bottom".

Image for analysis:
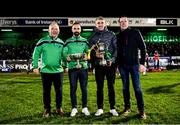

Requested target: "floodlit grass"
[{"left": 0, "top": 70, "right": 180, "bottom": 124}]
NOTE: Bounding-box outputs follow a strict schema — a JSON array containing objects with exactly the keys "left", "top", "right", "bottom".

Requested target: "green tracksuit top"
[
  {"left": 63, "top": 36, "right": 89, "bottom": 69},
  {"left": 32, "top": 35, "right": 64, "bottom": 73}
]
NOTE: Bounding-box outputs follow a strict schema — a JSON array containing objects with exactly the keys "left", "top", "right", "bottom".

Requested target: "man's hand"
[
  {"left": 33, "top": 68, "right": 39, "bottom": 75},
  {"left": 64, "top": 68, "right": 68, "bottom": 73},
  {"left": 107, "top": 60, "right": 112, "bottom": 67},
  {"left": 67, "top": 55, "right": 71, "bottom": 62},
  {"left": 96, "top": 50, "right": 104, "bottom": 59},
  {"left": 83, "top": 53, "right": 88, "bottom": 60},
  {"left": 91, "top": 45, "right": 96, "bottom": 50},
  {"left": 139, "top": 64, "right": 145, "bottom": 72}
]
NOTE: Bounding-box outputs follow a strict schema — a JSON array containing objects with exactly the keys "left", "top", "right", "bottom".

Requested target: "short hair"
[
  {"left": 49, "top": 21, "right": 59, "bottom": 26},
  {"left": 96, "top": 16, "right": 104, "bottom": 21},
  {"left": 72, "top": 21, "right": 81, "bottom": 26},
  {"left": 49, "top": 21, "right": 59, "bottom": 31},
  {"left": 119, "top": 15, "right": 127, "bottom": 18},
  {"left": 118, "top": 15, "right": 128, "bottom": 23}
]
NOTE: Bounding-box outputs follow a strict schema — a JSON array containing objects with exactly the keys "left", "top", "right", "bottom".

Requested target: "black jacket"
[
  {"left": 116, "top": 27, "right": 146, "bottom": 66},
  {"left": 88, "top": 27, "right": 117, "bottom": 66}
]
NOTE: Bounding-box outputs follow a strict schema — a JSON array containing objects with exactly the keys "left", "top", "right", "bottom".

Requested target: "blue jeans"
[
  {"left": 68, "top": 69, "right": 88, "bottom": 108},
  {"left": 118, "top": 65, "right": 144, "bottom": 112}
]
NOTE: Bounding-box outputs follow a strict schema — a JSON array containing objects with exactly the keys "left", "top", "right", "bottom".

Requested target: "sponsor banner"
[
  {"left": 0, "top": 59, "right": 42, "bottom": 72},
  {"left": 0, "top": 60, "right": 31, "bottom": 72},
  {"left": 147, "top": 56, "right": 180, "bottom": 68},
  {"left": 68, "top": 17, "right": 157, "bottom": 27},
  {"left": 68, "top": 17, "right": 121, "bottom": 27},
  {"left": 68, "top": 17, "right": 96, "bottom": 27},
  {"left": 0, "top": 57, "right": 180, "bottom": 72},
  {"left": 128, "top": 18, "right": 156, "bottom": 27},
  {"left": 178, "top": 19, "right": 180, "bottom": 26},
  {"left": 156, "top": 18, "right": 177, "bottom": 26},
  {"left": 1, "top": 17, "right": 180, "bottom": 27},
  {"left": 148, "top": 57, "right": 170, "bottom": 68},
  {"left": 0, "top": 17, "right": 68, "bottom": 27}
]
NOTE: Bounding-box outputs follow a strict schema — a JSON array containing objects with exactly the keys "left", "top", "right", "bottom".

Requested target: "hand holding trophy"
[
  {"left": 83, "top": 53, "right": 88, "bottom": 61},
  {"left": 96, "top": 42, "right": 107, "bottom": 66},
  {"left": 69, "top": 53, "right": 84, "bottom": 68}
]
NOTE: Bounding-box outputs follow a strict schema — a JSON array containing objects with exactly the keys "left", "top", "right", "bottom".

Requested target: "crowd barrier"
[{"left": 0, "top": 56, "right": 180, "bottom": 72}]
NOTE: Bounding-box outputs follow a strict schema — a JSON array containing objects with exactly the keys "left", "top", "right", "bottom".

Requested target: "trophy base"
[
  {"left": 76, "top": 65, "right": 82, "bottom": 69},
  {"left": 99, "top": 60, "right": 107, "bottom": 66}
]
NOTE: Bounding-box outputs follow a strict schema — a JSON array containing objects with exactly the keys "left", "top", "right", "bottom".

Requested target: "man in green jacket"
[
  {"left": 63, "top": 22, "right": 90, "bottom": 117},
  {"left": 32, "top": 21, "right": 64, "bottom": 118}
]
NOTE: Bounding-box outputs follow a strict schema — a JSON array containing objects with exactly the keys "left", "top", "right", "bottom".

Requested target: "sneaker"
[
  {"left": 110, "top": 109, "right": 119, "bottom": 116},
  {"left": 138, "top": 111, "right": 147, "bottom": 119},
  {"left": 95, "top": 109, "right": 103, "bottom": 116},
  {"left": 82, "top": 107, "right": 90, "bottom": 116},
  {"left": 122, "top": 109, "right": 131, "bottom": 116},
  {"left": 43, "top": 109, "right": 50, "bottom": 118},
  {"left": 70, "top": 108, "right": 78, "bottom": 117},
  {"left": 56, "top": 108, "right": 64, "bottom": 116}
]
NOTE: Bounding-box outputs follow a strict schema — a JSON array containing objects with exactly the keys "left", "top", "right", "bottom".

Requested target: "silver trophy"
[
  {"left": 69, "top": 53, "right": 84, "bottom": 68},
  {"left": 97, "top": 42, "right": 107, "bottom": 66}
]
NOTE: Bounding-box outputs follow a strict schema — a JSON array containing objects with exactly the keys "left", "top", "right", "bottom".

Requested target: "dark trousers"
[
  {"left": 118, "top": 65, "right": 144, "bottom": 112},
  {"left": 41, "top": 72, "right": 63, "bottom": 111},
  {"left": 68, "top": 69, "right": 88, "bottom": 108},
  {"left": 95, "top": 64, "right": 116, "bottom": 109}
]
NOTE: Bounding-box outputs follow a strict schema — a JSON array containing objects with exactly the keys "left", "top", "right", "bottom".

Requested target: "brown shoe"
[
  {"left": 122, "top": 109, "right": 131, "bottom": 116},
  {"left": 138, "top": 111, "right": 147, "bottom": 120},
  {"left": 56, "top": 108, "right": 64, "bottom": 116},
  {"left": 43, "top": 109, "right": 50, "bottom": 118}
]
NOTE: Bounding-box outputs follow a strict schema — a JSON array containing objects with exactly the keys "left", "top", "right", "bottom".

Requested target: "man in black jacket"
[
  {"left": 88, "top": 16, "right": 118, "bottom": 116},
  {"left": 116, "top": 16, "right": 147, "bottom": 119}
]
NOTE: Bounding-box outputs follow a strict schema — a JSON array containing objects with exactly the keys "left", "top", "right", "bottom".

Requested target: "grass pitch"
[{"left": 0, "top": 70, "right": 179, "bottom": 124}]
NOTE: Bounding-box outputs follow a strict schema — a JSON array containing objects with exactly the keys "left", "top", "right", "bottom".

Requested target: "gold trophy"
[{"left": 69, "top": 53, "right": 84, "bottom": 68}]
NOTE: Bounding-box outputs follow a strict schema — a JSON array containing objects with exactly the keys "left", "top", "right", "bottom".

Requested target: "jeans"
[
  {"left": 118, "top": 65, "right": 144, "bottom": 112},
  {"left": 68, "top": 69, "right": 88, "bottom": 108}
]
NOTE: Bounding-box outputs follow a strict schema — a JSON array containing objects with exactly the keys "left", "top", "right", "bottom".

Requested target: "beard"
[{"left": 73, "top": 32, "right": 80, "bottom": 37}]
